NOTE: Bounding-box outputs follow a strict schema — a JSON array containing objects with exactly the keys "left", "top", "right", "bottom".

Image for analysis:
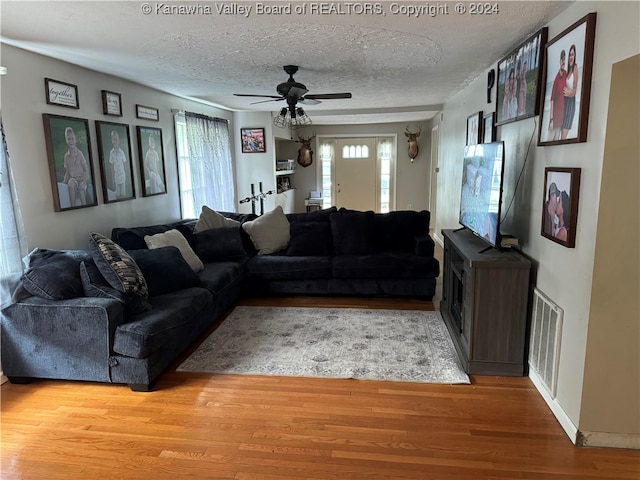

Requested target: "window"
[
  {"left": 319, "top": 140, "right": 334, "bottom": 208},
  {"left": 174, "top": 112, "right": 235, "bottom": 219}
]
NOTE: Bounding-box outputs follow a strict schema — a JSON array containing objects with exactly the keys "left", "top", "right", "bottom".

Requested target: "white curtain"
[
  {"left": 182, "top": 112, "right": 235, "bottom": 215},
  {"left": 0, "top": 116, "right": 28, "bottom": 279}
]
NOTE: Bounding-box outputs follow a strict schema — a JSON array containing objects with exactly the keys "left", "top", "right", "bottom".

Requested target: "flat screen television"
[{"left": 458, "top": 141, "right": 505, "bottom": 248}]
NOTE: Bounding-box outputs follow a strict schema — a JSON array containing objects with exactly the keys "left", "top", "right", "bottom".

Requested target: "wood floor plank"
[{"left": 2, "top": 295, "right": 639, "bottom": 479}]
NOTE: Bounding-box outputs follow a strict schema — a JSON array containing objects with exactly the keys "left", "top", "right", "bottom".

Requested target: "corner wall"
[{"left": 434, "top": 1, "right": 640, "bottom": 445}]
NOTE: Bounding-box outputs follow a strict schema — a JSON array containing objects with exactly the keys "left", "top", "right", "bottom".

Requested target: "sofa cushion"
[
  {"left": 242, "top": 206, "right": 290, "bottom": 255},
  {"left": 129, "top": 247, "right": 201, "bottom": 296},
  {"left": 286, "top": 222, "right": 334, "bottom": 256},
  {"left": 113, "top": 287, "right": 212, "bottom": 358},
  {"left": 245, "top": 255, "right": 332, "bottom": 280},
  {"left": 330, "top": 210, "right": 377, "bottom": 255},
  {"left": 332, "top": 253, "right": 440, "bottom": 279},
  {"left": 144, "top": 229, "right": 204, "bottom": 272},
  {"left": 192, "top": 226, "right": 247, "bottom": 262},
  {"left": 286, "top": 206, "right": 337, "bottom": 223},
  {"left": 197, "top": 261, "right": 245, "bottom": 294},
  {"left": 88, "top": 232, "right": 151, "bottom": 314},
  {"left": 194, "top": 205, "right": 241, "bottom": 233},
  {"left": 375, "top": 210, "right": 431, "bottom": 252},
  {"left": 21, "top": 249, "right": 90, "bottom": 300},
  {"left": 79, "top": 260, "right": 125, "bottom": 304}
]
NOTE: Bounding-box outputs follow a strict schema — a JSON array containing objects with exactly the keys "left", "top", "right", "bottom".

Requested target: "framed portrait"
[
  {"left": 496, "top": 28, "right": 548, "bottom": 126},
  {"left": 102, "top": 90, "right": 122, "bottom": 116},
  {"left": 483, "top": 112, "right": 496, "bottom": 143},
  {"left": 541, "top": 167, "right": 581, "bottom": 248},
  {"left": 241, "top": 128, "right": 266, "bottom": 153},
  {"left": 136, "top": 126, "right": 166, "bottom": 196},
  {"left": 95, "top": 121, "right": 135, "bottom": 203},
  {"left": 466, "top": 112, "right": 482, "bottom": 146},
  {"left": 538, "top": 13, "right": 597, "bottom": 146},
  {"left": 136, "top": 104, "right": 159, "bottom": 121},
  {"left": 42, "top": 114, "right": 98, "bottom": 211},
  {"left": 45, "top": 78, "right": 79, "bottom": 109}
]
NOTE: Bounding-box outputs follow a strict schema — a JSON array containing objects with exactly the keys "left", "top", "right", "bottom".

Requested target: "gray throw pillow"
[
  {"left": 129, "top": 246, "right": 201, "bottom": 296},
  {"left": 192, "top": 226, "right": 246, "bottom": 262},
  {"left": 21, "top": 249, "right": 91, "bottom": 300},
  {"left": 194, "top": 206, "right": 240, "bottom": 233}
]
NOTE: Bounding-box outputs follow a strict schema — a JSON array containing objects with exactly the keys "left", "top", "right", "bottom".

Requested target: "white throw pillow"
[
  {"left": 194, "top": 206, "right": 240, "bottom": 233},
  {"left": 242, "top": 206, "right": 290, "bottom": 255},
  {"left": 144, "top": 229, "right": 204, "bottom": 272}
]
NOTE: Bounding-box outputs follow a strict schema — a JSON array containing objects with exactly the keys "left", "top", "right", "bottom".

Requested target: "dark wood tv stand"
[{"left": 440, "top": 229, "right": 531, "bottom": 376}]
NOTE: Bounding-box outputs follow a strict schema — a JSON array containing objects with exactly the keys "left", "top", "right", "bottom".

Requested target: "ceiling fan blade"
[
  {"left": 298, "top": 98, "right": 322, "bottom": 105},
  {"left": 233, "top": 94, "right": 282, "bottom": 99},
  {"left": 287, "top": 86, "right": 309, "bottom": 97},
  {"left": 249, "top": 98, "right": 285, "bottom": 105},
  {"left": 304, "top": 93, "right": 352, "bottom": 100}
]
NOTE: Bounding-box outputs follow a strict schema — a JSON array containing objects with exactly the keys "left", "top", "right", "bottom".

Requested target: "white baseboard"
[
  {"left": 1, "top": 375, "right": 7, "bottom": 385},
  {"left": 529, "top": 369, "right": 578, "bottom": 444}
]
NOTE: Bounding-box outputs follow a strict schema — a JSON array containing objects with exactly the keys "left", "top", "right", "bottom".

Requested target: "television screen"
[{"left": 459, "top": 141, "right": 505, "bottom": 248}]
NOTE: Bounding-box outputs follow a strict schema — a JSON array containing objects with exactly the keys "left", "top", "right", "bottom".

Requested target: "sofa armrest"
[
  {"left": 415, "top": 233, "right": 435, "bottom": 257},
  {"left": 1, "top": 296, "right": 125, "bottom": 383}
]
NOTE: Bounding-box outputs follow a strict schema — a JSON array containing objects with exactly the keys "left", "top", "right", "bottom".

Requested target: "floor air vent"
[{"left": 529, "top": 287, "right": 563, "bottom": 398}]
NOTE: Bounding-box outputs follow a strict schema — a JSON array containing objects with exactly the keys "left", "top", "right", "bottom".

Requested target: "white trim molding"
[{"left": 530, "top": 369, "right": 579, "bottom": 444}]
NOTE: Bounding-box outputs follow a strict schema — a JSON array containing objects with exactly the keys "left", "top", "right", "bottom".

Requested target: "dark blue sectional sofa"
[{"left": 1, "top": 208, "right": 439, "bottom": 391}]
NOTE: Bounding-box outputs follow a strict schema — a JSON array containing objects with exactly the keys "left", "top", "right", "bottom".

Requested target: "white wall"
[
  {"left": 434, "top": 1, "right": 640, "bottom": 442},
  {"left": 1, "top": 44, "right": 233, "bottom": 250}
]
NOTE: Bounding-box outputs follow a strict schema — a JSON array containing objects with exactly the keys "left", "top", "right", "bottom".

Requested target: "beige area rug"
[{"left": 178, "top": 306, "right": 470, "bottom": 384}]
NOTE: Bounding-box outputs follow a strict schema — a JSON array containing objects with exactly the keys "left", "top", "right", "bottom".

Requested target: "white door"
[
  {"left": 335, "top": 138, "right": 377, "bottom": 211},
  {"left": 430, "top": 125, "right": 440, "bottom": 235}
]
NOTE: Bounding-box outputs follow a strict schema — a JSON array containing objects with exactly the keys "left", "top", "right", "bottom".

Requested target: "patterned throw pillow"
[{"left": 88, "top": 232, "right": 149, "bottom": 300}]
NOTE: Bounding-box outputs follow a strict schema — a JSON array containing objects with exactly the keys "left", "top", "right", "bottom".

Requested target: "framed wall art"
[
  {"left": 102, "top": 90, "right": 122, "bottom": 116},
  {"left": 466, "top": 112, "right": 482, "bottom": 146},
  {"left": 136, "top": 104, "right": 159, "bottom": 121},
  {"left": 241, "top": 128, "right": 266, "bottom": 153},
  {"left": 496, "top": 27, "right": 548, "bottom": 126},
  {"left": 45, "top": 78, "right": 79, "bottom": 109},
  {"left": 541, "top": 167, "right": 581, "bottom": 248},
  {"left": 483, "top": 112, "right": 496, "bottom": 143},
  {"left": 538, "top": 13, "right": 597, "bottom": 146},
  {"left": 42, "top": 114, "right": 98, "bottom": 211},
  {"left": 136, "top": 126, "right": 166, "bottom": 196},
  {"left": 95, "top": 121, "right": 135, "bottom": 203}
]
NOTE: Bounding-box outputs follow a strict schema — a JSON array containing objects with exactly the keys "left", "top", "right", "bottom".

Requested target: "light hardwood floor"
[{"left": 2, "top": 294, "right": 639, "bottom": 479}]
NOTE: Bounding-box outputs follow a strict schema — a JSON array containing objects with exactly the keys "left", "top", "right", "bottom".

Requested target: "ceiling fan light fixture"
[{"left": 272, "top": 107, "right": 312, "bottom": 130}]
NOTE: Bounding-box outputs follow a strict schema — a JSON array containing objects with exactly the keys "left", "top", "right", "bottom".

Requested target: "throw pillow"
[
  {"left": 21, "top": 249, "right": 91, "bottom": 300},
  {"left": 129, "top": 247, "right": 201, "bottom": 296},
  {"left": 241, "top": 206, "right": 290, "bottom": 255},
  {"left": 330, "top": 210, "right": 377, "bottom": 255},
  {"left": 194, "top": 206, "right": 241, "bottom": 233},
  {"left": 286, "top": 222, "right": 334, "bottom": 256},
  {"left": 192, "top": 226, "right": 246, "bottom": 263},
  {"left": 79, "top": 261, "right": 125, "bottom": 304},
  {"left": 88, "top": 232, "right": 150, "bottom": 313},
  {"left": 144, "top": 229, "right": 204, "bottom": 272}
]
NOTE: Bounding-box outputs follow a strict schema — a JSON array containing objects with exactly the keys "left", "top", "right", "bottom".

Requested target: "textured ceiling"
[{"left": 1, "top": 0, "right": 572, "bottom": 124}]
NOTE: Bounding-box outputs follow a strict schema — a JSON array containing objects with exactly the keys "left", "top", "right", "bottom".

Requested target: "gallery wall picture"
[
  {"left": 95, "top": 121, "right": 135, "bottom": 203},
  {"left": 483, "top": 112, "right": 496, "bottom": 143},
  {"left": 496, "top": 28, "right": 547, "bottom": 126},
  {"left": 240, "top": 128, "right": 266, "bottom": 153},
  {"left": 102, "top": 90, "right": 122, "bottom": 117},
  {"left": 538, "top": 13, "right": 597, "bottom": 146},
  {"left": 136, "top": 126, "right": 166, "bottom": 197},
  {"left": 466, "top": 112, "right": 483, "bottom": 146},
  {"left": 42, "top": 114, "right": 98, "bottom": 211},
  {"left": 44, "top": 78, "right": 79, "bottom": 109},
  {"left": 541, "top": 167, "right": 581, "bottom": 248}
]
